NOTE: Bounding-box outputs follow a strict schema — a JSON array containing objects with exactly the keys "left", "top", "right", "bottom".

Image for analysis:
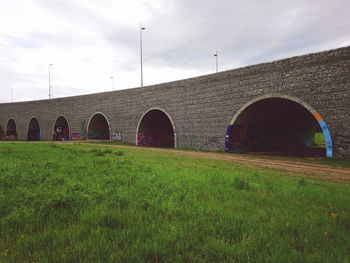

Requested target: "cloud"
[
  {"left": 0, "top": 0, "right": 349, "bottom": 102},
  {"left": 143, "top": 0, "right": 350, "bottom": 68}
]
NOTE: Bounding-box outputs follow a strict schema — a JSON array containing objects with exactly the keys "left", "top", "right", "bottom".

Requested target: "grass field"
[
  {"left": 0, "top": 143, "right": 349, "bottom": 262},
  {"left": 83, "top": 141, "right": 350, "bottom": 168}
]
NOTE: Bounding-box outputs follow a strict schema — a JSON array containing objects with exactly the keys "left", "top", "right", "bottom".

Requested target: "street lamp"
[
  {"left": 214, "top": 52, "right": 218, "bottom": 73},
  {"left": 49, "top": 63, "right": 53, "bottom": 99},
  {"left": 140, "top": 23, "right": 146, "bottom": 87},
  {"left": 110, "top": 76, "right": 115, "bottom": 90}
]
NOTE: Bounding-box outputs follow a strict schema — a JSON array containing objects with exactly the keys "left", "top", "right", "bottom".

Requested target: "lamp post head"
[{"left": 141, "top": 27, "right": 146, "bottom": 30}]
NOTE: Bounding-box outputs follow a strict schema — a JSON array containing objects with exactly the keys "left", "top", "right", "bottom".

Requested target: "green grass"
[
  {"left": 0, "top": 143, "right": 349, "bottom": 262},
  {"left": 80, "top": 141, "right": 350, "bottom": 168},
  {"left": 83, "top": 140, "right": 225, "bottom": 153},
  {"left": 314, "top": 132, "right": 326, "bottom": 146},
  {"left": 83, "top": 140, "right": 135, "bottom": 146}
]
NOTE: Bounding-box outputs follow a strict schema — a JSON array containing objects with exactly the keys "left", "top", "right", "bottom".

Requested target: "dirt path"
[{"left": 79, "top": 143, "right": 350, "bottom": 184}]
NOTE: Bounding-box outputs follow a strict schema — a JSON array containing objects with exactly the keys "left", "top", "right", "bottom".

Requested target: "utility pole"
[
  {"left": 140, "top": 23, "right": 146, "bottom": 87},
  {"left": 110, "top": 76, "right": 115, "bottom": 90},
  {"left": 214, "top": 51, "right": 218, "bottom": 73},
  {"left": 49, "top": 63, "right": 53, "bottom": 99}
]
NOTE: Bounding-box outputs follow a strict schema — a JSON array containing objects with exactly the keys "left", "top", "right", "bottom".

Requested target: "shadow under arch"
[
  {"left": 87, "top": 112, "right": 111, "bottom": 140},
  {"left": 225, "top": 94, "right": 333, "bottom": 158},
  {"left": 5, "top": 119, "right": 17, "bottom": 140},
  {"left": 136, "top": 108, "right": 176, "bottom": 148},
  {"left": 27, "top": 117, "right": 41, "bottom": 141},
  {"left": 53, "top": 115, "right": 70, "bottom": 141}
]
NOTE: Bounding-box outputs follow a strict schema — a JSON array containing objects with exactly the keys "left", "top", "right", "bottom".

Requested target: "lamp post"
[
  {"left": 11, "top": 89, "right": 13, "bottom": 103},
  {"left": 110, "top": 76, "right": 115, "bottom": 90},
  {"left": 214, "top": 51, "right": 218, "bottom": 73},
  {"left": 140, "top": 23, "right": 146, "bottom": 87},
  {"left": 49, "top": 63, "right": 53, "bottom": 99}
]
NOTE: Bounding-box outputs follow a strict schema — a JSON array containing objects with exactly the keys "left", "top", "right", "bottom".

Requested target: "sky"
[{"left": 0, "top": 0, "right": 349, "bottom": 103}]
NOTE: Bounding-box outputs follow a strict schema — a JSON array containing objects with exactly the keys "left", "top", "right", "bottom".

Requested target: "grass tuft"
[
  {"left": 2, "top": 148, "right": 12, "bottom": 154},
  {"left": 114, "top": 151, "right": 125, "bottom": 156},
  {"left": 298, "top": 178, "right": 307, "bottom": 186},
  {"left": 91, "top": 148, "right": 113, "bottom": 156},
  {"left": 233, "top": 177, "right": 251, "bottom": 191}
]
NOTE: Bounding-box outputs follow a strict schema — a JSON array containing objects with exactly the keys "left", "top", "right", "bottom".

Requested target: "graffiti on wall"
[
  {"left": 53, "top": 126, "right": 69, "bottom": 141},
  {"left": 112, "top": 131, "right": 122, "bottom": 141},
  {"left": 6, "top": 134, "right": 17, "bottom": 140},
  {"left": 181, "top": 135, "right": 221, "bottom": 148},
  {"left": 137, "top": 131, "right": 173, "bottom": 147},
  {"left": 71, "top": 131, "right": 85, "bottom": 140}
]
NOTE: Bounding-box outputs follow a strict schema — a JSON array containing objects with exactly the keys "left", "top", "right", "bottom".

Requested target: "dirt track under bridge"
[{"left": 75, "top": 142, "right": 350, "bottom": 184}]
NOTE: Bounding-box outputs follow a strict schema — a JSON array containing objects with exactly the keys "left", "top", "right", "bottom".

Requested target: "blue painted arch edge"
[{"left": 318, "top": 120, "right": 333, "bottom": 158}]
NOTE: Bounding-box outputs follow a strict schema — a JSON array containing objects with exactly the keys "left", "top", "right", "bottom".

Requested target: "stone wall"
[{"left": 0, "top": 46, "right": 349, "bottom": 158}]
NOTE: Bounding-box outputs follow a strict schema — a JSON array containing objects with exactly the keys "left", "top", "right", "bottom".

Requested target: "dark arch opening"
[
  {"left": 27, "top": 118, "right": 40, "bottom": 141},
  {"left": 137, "top": 109, "right": 175, "bottom": 148},
  {"left": 87, "top": 113, "right": 110, "bottom": 140},
  {"left": 53, "top": 116, "right": 70, "bottom": 141},
  {"left": 6, "top": 119, "right": 17, "bottom": 140},
  {"left": 226, "top": 98, "right": 326, "bottom": 157}
]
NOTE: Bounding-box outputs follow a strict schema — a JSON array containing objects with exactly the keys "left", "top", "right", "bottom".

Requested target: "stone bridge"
[{"left": 0, "top": 46, "right": 349, "bottom": 158}]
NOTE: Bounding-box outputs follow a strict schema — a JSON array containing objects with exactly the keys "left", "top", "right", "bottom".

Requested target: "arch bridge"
[{"left": 0, "top": 46, "right": 349, "bottom": 158}]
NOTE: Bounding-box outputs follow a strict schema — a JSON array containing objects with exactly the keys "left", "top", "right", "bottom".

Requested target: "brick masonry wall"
[{"left": 1, "top": 46, "right": 349, "bottom": 158}]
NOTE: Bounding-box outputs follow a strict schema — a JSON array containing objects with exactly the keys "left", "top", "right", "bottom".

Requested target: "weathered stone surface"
[{"left": 0, "top": 46, "right": 349, "bottom": 158}]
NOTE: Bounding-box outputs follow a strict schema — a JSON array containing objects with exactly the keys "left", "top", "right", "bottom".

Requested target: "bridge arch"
[
  {"left": 53, "top": 115, "right": 70, "bottom": 141},
  {"left": 87, "top": 112, "right": 111, "bottom": 140},
  {"left": 136, "top": 108, "right": 176, "bottom": 148},
  {"left": 5, "top": 119, "right": 17, "bottom": 140},
  {"left": 27, "top": 117, "right": 41, "bottom": 141},
  {"left": 225, "top": 94, "right": 333, "bottom": 158}
]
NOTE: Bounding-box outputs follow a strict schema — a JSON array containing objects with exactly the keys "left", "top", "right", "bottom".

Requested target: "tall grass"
[{"left": 0, "top": 143, "right": 349, "bottom": 262}]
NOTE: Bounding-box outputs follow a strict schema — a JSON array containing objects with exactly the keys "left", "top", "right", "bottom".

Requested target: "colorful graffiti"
[
  {"left": 137, "top": 131, "right": 173, "bottom": 147},
  {"left": 88, "top": 129, "right": 109, "bottom": 140},
  {"left": 225, "top": 124, "right": 250, "bottom": 153},
  {"left": 71, "top": 132, "right": 85, "bottom": 140},
  {"left": 87, "top": 114, "right": 110, "bottom": 140},
  {"left": 53, "top": 126, "right": 69, "bottom": 141},
  {"left": 6, "top": 134, "right": 17, "bottom": 140}
]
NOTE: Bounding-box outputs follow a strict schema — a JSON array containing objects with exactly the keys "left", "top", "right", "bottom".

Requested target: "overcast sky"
[{"left": 0, "top": 0, "right": 349, "bottom": 103}]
